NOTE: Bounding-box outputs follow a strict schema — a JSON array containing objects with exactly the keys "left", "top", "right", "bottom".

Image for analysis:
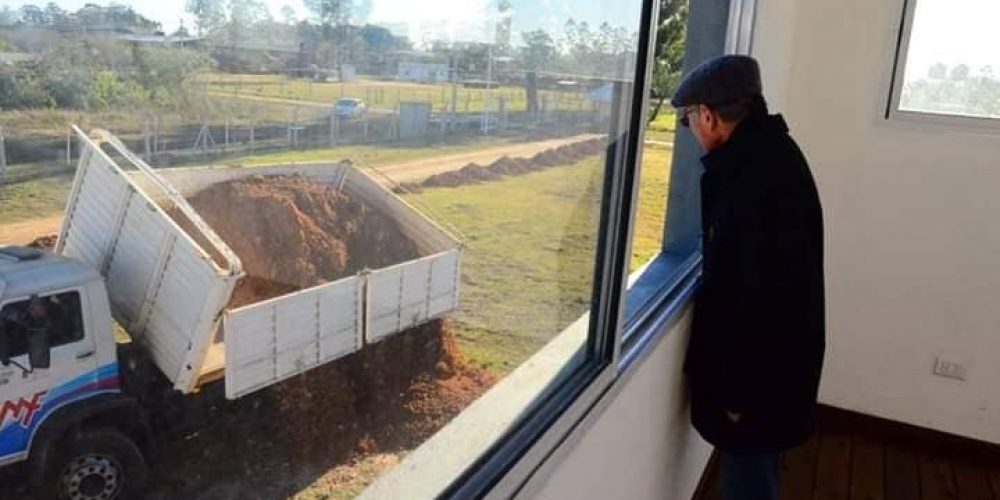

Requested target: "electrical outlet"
[{"left": 933, "top": 357, "right": 967, "bottom": 381}]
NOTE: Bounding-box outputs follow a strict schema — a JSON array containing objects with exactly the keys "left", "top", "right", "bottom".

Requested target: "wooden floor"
[{"left": 695, "top": 406, "right": 1000, "bottom": 500}]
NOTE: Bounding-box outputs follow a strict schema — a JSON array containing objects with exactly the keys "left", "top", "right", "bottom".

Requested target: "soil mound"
[
  {"left": 422, "top": 163, "right": 501, "bottom": 188},
  {"left": 486, "top": 155, "right": 535, "bottom": 175},
  {"left": 26, "top": 234, "right": 57, "bottom": 250},
  {"left": 180, "top": 174, "right": 420, "bottom": 308},
  {"left": 418, "top": 137, "right": 607, "bottom": 191}
]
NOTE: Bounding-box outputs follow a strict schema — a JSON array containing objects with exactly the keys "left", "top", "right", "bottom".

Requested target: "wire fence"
[{"left": 0, "top": 95, "right": 607, "bottom": 187}]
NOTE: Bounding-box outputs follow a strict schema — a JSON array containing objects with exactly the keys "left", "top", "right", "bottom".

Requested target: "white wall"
[
  {"left": 754, "top": 0, "right": 1000, "bottom": 443},
  {"left": 521, "top": 308, "right": 713, "bottom": 500}
]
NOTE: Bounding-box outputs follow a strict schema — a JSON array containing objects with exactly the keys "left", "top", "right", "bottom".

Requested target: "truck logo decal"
[{"left": 0, "top": 392, "right": 46, "bottom": 429}]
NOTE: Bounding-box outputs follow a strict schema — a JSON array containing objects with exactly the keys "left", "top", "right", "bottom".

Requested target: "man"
[{"left": 675, "top": 55, "right": 825, "bottom": 500}]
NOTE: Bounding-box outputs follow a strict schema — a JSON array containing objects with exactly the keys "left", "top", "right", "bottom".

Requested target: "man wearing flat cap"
[{"left": 677, "top": 55, "right": 825, "bottom": 500}]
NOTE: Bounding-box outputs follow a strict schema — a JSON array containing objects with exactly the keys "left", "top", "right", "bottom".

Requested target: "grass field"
[
  {"left": 206, "top": 73, "right": 587, "bottom": 114},
  {"left": 0, "top": 175, "right": 73, "bottom": 226},
  {"left": 646, "top": 108, "right": 677, "bottom": 143},
  {"left": 402, "top": 147, "right": 671, "bottom": 374}
]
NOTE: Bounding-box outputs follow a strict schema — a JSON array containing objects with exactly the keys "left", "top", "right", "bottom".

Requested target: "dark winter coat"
[{"left": 685, "top": 113, "right": 825, "bottom": 453}]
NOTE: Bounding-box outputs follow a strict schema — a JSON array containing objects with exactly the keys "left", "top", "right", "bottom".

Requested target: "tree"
[
  {"left": 562, "top": 19, "right": 594, "bottom": 70},
  {"left": 186, "top": 0, "right": 226, "bottom": 36},
  {"left": 44, "top": 2, "right": 68, "bottom": 26},
  {"left": 19, "top": 5, "right": 45, "bottom": 25},
  {"left": 303, "top": 0, "right": 349, "bottom": 35},
  {"left": 928, "top": 62, "right": 948, "bottom": 80},
  {"left": 520, "top": 30, "right": 556, "bottom": 71},
  {"left": 647, "top": 0, "right": 687, "bottom": 123},
  {"left": 520, "top": 30, "right": 556, "bottom": 113},
  {"left": 280, "top": 4, "right": 297, "bottom": 25},
  {"left": 950, "top": 64, "right": 970, "bottom": 82}
]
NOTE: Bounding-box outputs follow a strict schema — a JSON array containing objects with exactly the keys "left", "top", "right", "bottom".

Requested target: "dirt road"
[
  {"left": 208, "top": 91, "right": 334, "bottom": 110},
  {"left": 0, "top": 134, "right": 602, "bottom": 245},
  {"left": 364, "top": 133, "right": 603, "bottom": 186},
  {"left": 0, "top": 215, "right": 62, "bottom": 245}
]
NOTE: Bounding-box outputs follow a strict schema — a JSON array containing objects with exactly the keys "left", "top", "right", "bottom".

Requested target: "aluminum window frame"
[{"left": 886, "top": 0, "right": 1000, "bottom": 131}]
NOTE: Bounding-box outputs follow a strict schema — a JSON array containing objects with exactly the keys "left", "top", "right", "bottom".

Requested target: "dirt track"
[
  {"left": 0, "top": 215, "right": 62, "bottom": 245},
  {"left": 367, "top": 134, "right": 602, "bottom": 186}
]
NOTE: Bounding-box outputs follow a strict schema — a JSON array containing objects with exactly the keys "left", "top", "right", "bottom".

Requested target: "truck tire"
[{"left": 38, "top": 427, "right": 147, "bottom": 500}]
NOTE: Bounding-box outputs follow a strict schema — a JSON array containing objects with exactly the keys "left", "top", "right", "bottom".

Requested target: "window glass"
[
  {"left": 898, "top": 0, "right": 1000, "bottom": 119},
  {"left": 0, "top": 0, "right": 645, "bottom": 498},
  {"left": 630, "top": 0, "right": 686, "bottom": 274},
  {"left": 0, "top": 291, "right": 84, "bottom": 358}
]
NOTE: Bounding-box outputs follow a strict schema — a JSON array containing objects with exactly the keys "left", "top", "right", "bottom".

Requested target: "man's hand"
[{"left": 726, "top": 410, "right": 743, "bottom": 424}]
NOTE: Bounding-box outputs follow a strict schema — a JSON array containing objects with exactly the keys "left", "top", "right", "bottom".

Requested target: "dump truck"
[{"left": 0, "top": 127, "right": 462, "bottom": 499}]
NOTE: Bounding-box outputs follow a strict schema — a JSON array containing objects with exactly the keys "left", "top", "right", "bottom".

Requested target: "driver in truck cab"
[{"left": 0, "top": 294, "right": 61, "bottom": 367}]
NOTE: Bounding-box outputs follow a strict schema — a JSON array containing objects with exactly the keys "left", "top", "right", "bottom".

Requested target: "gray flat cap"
[{"left": 670, "top": 55, "right": 762, "bottom": 107}]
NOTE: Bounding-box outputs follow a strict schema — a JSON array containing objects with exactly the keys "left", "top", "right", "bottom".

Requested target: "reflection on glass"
[
  {"left": 0, "top": 0, "right": 642, "bottom": 497},
  {"left": 900, "top": 0, "right": 1000, "bottom": 119}
]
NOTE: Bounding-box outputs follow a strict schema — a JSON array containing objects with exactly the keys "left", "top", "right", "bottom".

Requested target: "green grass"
[
  {"left": 402, "top": 151, "right": 671, "bottom": 374},
  {"left": 631, "top": 144, "right": 672, "bottom": 271},
  {"left": 0, "top": 175, "right": 72, "bottom": 225},
  {"left": 205, "top": 73, "right": 586, "bottom": 114},
  {"left": 403, "top": 158, "right": 603, "bottom": 373}
]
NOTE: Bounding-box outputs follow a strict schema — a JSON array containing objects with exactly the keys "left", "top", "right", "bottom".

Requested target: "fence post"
[
  {"left": 224, "top": 118, "right": 230, "bottom": 153},
  {"left": 249, "top": 121, "right": 256, "bottom": 152},
  {"left": 363, "top": 115, "right": 369, "bottom": 142},
  {"left": 330, "top": 113, "right": 337, "bottom": 148},
  {"left": 65, "top": 127, "right": 72, "bottom": 166},
  {"left": 0, "top": 127, "right": 7, "bottom": 184},
  {"left": 143, "top": 119, "right": 151, "bottom": 160}
]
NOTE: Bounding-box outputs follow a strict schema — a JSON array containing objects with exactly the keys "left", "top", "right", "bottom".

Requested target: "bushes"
[{"left": 0, "top": 40, "right": 213, "bottom": 111}]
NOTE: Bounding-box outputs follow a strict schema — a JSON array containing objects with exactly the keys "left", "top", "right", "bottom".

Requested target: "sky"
[
  {"left": 0, "top": 0, "right": 641, "bottom": 47},
  {"left": 903, "top": 0, "right": 1000, "bottom": 82}
]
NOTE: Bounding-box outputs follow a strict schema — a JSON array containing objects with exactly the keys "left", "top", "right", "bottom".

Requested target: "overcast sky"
[{"left": 0, "top": 0, "right": 641, "bottom": 47}]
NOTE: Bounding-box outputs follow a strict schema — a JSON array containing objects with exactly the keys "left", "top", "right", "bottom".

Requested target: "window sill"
[{"left": 622, "top": 251, "right": 701, "bottom": 351}]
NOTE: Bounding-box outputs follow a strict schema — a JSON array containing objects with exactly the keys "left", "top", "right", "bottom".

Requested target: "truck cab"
[{"left": 0, "top": 246, "right": 148, "bottom": 499}]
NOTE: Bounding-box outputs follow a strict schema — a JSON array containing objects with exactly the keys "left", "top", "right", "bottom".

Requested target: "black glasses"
[{"left": 679, "top": 107, "right": 697, "bottom": 128}]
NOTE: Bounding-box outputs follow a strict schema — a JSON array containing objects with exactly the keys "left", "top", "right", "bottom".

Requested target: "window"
[
  {"left": 0, "top": 291, "right": 85, "bottom": 358},
  {"left": 0, "top": 0, "right": 662, "bottom": 498},
  {"left": 892, "top": 0, "right": 1000, "bottom": 121}
]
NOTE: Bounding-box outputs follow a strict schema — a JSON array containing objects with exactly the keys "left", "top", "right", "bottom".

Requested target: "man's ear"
[{"left": 698, "top": 104, "right": 716, "bottom": 131}]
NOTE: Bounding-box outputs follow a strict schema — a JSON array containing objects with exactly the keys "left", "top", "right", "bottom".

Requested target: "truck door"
[{"left": 0, "top": 289, "right": 101, "bottom": 462}]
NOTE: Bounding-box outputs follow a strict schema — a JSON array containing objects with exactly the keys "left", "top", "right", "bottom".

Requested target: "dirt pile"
[
  {"left": 421, "top": 162, "right": 502, "bottom": 188},
  {"left": 179, "top": 174, "right": 420, "bottom": 308},
  {"left": 26, "top": 234, "right": 57, "bottom": 250},
  {"left": 134, "top": 319, "right": 493, "bottom": 499},
  {"left": 274, "top": 319, "right": 492, "bottom": 465},
  {"left": 486, "top": 155, "right": 537, "bottom": 175},
  {"left": 419, "top": 137, "right": 605, "bottom": 190}
]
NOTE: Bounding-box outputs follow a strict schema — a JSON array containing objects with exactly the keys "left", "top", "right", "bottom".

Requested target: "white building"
[{"left": 397, "top": 61, "right": 449, "bottom": 83}]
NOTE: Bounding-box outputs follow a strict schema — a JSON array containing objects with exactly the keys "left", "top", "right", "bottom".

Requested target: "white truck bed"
[{"left": 58, "top": 128, "right": 462, "bottom": 399}]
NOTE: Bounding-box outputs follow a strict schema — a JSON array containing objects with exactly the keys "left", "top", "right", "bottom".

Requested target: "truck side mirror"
[{"left": 27, "top": 328, "right": 50, "bottom": 370}]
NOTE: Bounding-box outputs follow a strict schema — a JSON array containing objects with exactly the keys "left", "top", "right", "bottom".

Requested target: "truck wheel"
[{"left": 41, "top": 428, "right": 147, "bottom": 500}]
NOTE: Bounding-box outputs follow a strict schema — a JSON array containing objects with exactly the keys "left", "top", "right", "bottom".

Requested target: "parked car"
[{"left": 333, "top": 98, "right": 366, "bottom": 118}]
